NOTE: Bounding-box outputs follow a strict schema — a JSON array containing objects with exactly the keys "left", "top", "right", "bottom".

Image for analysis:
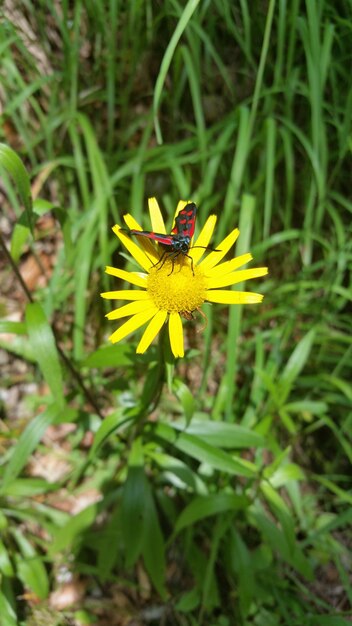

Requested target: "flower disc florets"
[{"left": 147, "top": 262, "right": 207, "bottom": 313}]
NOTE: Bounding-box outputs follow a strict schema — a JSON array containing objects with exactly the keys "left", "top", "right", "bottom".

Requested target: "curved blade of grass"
[
  {"left": 180, "top": 44, "right": 206, "bottom": 169},
  {"left": 153, "top": 0, "right": 200, "bottom": 143},
  {"left": 224, "top": 193, "right": 255, "bottom": 420},
  {"left": 263, "top": 116, "right": 277, "bottom": 238},
  {"left": 222, "top": 0, "right": 276, "bottom": 232},
  {"left": 222, "top": 106, "right": 251, "bottom": 237}
]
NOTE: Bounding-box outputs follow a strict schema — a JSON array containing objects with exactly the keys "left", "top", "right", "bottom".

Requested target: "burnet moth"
[{"left": 128, "top": 202, "right": 218, "bottom": 274}]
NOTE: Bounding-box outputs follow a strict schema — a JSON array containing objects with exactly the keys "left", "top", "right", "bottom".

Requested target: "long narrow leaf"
[
  {"left": 0, "top": 142, "right": 32, "bottom": 214},
  {"left": 2, "top": 404, "right": 61, "bottom": 489},
  {"left": 25, "top": 302, "right": 64, "bottom": 408}
]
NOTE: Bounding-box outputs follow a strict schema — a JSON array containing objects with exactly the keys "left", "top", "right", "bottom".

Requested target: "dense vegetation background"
[{"left": 0, "top": 1, "right": 351, "bottom": 625}]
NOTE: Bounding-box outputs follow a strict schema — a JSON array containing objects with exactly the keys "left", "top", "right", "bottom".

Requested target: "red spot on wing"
[{"left": 171, "top": 203, "right": 197, "bottom": 237}]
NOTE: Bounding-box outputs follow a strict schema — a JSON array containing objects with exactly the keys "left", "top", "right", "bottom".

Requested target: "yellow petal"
[
  {"left": 207, "top": 267, "right": 268, "bottom": 289},
  {"left": 123, "top": 214, "right": 143, "bottom": 230},
  {"left": 136, "top": 309, "right": 168, "bottom": 353},
  {"left": 123, "top": 212, "right": 162, "bottom": 260},
  {"left": 198, "top": 227, "right": 240, "bottom": 271},
  {"left": 105, "top": 266, "right": 147, "bottom": 287},
  {"left": 206, "top": 290, "right": 264, "bottom": 304},
  {"left": 168, "top": 312, "right": 184, "bottom": 358},
  {"left": 109, "top": 308, "right": 158, "bottom": 344},
  {"left": 206, "top": 253, "right": 253, "bottom": 277},
  {"left": 148, "top": 197, "right": 166, "bottom": 234},
  {"left": 190, "top": 215, "right": 217, "bottom": 264},
  {"left": 101, "top": 290, "right": 151, "bottom": 300},
  {"left": 106, "top": 300, "right": 154, "bottom": 320},
  {"left": 112, "top": 225, "right": 158, "bottom": 270}
]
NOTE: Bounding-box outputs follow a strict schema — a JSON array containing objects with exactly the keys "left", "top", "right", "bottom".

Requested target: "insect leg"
[
  {"left": 168, "top": 251, "right": 181, "bottom": 276},
  {"left": 152, "top": 249, "right": 168, "bottom": 270},
  {"left": 183, "top": 253, "right": 194, "bottom": 275}
]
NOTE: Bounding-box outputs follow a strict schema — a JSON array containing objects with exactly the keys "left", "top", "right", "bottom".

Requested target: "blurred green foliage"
[{"left": 0, "top": 1, "right": 351, "bottom": 624}]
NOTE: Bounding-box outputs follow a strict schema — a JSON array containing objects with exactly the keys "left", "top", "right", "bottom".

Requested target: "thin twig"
[{"left": 0, "top": 232, "right": 103, "bottom": 418}]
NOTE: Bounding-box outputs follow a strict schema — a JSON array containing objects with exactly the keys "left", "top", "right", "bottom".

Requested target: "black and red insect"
[{"left": 128, "top": 202, "right": 197, "bottom": 274}]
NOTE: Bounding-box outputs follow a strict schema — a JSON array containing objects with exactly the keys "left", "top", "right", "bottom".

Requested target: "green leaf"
[
  {"left": 175, "top": 587, "right": 200, "bottom": 613},
  {"left": 142, "top": 483, "right": 167, "bottom": 598},
  {"left": 0, "top": 321, "right": 26, "bottom": 334},
  {"left": 49, "top": 503, "right": 99, "bottom": 554},
  {"left": 0, "top": 580, "right": 17, "bottom": 626},
  {"left": 0, "top": 334, "right": 36, "bottom": 362},
  {"left": 313, "top": 475, "right": 352, "bottom": 505},
  {"left": 1, "top": 404, "right": 61, "bottom": 489},
  {"left": 187, "top": 544, "right": 219, "bottom": 610},
  {"left": 1, "top": 478, "right": 59, "bottom": 497},
  {"left": 323, "top": 374, "right": 352, "bottom": 402},
  {"left": 267, "top": 463, "right": 305, "bottom": 488},
  {"left": 33, "top": 198, "right": 57, "bottom": 216},
  {"left": 89, "top": 410, "right": 132, "bottom": 458},
  {"left": 176, "top": 587, "right": 200, "bottom": 613},
  {"left": 82, "top": 344, "right": 136, "bottom": 368},
  {"left": 73, "top": 610, "right": 96, "bottom": 625},
  {"left": 174, "top": 494, "right": 249, "bottom": 535},
  {"left": 52, "top": 205, "right": 74, "bottom": 258},
  {"left": 173, "top": 380, "right": 195, "bottom": 423},
  {"left": 260, "top": 482, "right": 295, "bottom": 554},
  {"left": 280, "top": 328, "right": 316, "bottom": 391},
  {"left": 249, "top": 504, "right": 290, "bottom": 561},
  {"left": 284, "top": 400, "right": 328, "bottom": 415},
  {"left": 12, "top": 529, "right": 49, "bottom": 600},
  {"left": 153, "top": 422, "right": 257, "bottom": 477},
  {"left": 173, "top": 418, "right": 265, "bottom": 448},
  {"left": 10, "top": 220, "right": 31, "bottom": 263},
  {"left": 0, "top": 142, "right": 32, "bottom": 214},
  {"left": 0, "top": 540, "right": 14, "bottom": 577},
  {"left": 25, "top": 302, "right": 64, "bottom": 407},
  {"left": 147, "top": 450, "right": 207, "bottom": 493},
  {"left": 230, "top": 530, "right": 255, "bottom": 617},
  {"left": 0, "top": 512, "right": 8, "bottom": 530},
  {"left": 121, "top": 439, "right": 147, "bottom": 567},
  {"left": 97, "top": 504, "right": 122, "bottom": 580},
  {"left": 249, "top": 503, "right": 313, "bottom": 579},
  {"left": 9, "top": 205, "right": 41, "bottom": 263}
]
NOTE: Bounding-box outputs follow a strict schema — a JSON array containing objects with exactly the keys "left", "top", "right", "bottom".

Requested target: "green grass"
[{"left": 0, "top": 1, "right": 352, "bottom": 625}]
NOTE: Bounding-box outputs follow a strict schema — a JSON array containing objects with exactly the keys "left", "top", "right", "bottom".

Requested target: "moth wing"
[
  {"left": 129, "top": 230, "right": 174, "bottom": 246},
  {"left": 172, "top": 203, "right": 197, "bottom": 237}
]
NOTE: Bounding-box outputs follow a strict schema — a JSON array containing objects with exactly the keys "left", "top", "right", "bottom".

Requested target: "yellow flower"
[{"left": 101, "top": 198, "right": 268, "bottom": 358}]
